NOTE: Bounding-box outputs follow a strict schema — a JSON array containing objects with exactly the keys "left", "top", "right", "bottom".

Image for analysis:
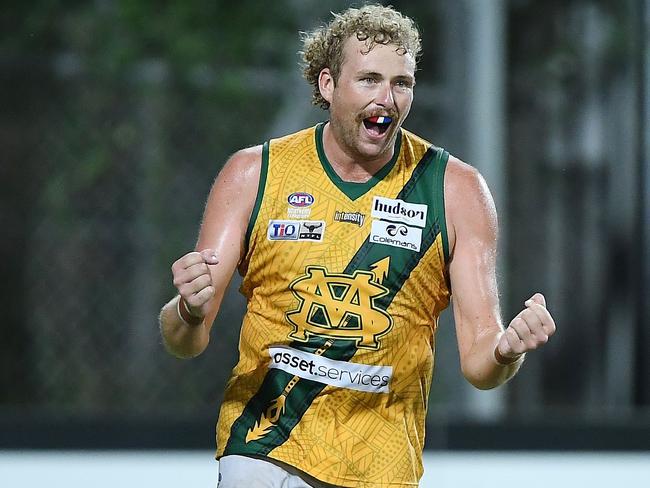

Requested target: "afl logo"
[{"left": 288, "top": 192, "right": 315, "bottom": 208}]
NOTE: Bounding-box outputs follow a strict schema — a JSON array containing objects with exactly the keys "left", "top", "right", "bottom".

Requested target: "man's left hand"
[{"left": 496, "top": 292, "right": 556, "bottom": 362}]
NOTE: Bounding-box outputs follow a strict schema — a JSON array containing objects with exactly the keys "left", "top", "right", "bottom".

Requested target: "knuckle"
[
  {"left": 531, "top": 304, "right": 545, "bottom": 314},
  {"left": 511, "top": 322, "right": 526, "bottom": 337},
  {"left": 198, "top": 287, "right": 214, "bottom": 301},
  {"left": 178, "top": 284, "right": 192, "bottom": 297},
  {"left": 510, "top": 318, "right": 523, "bottom": 330},
  {"left": 522, "top": 309, "right": 536, "bottom": 322},
  {"left": 194, "top": 287, "right": 207, "bottom": 298},
  {"left": 197, "top": 286, "right": 215, "bottom": 304},
  {"left": 185, "top": 263, "right": 201, "bottom": 280},
  {"left": 173, "top": 252, "right": 197, "bottom": 272},
  {"left": 512, "top": 343, "right": 525, "bottom": 354},
  {"left": 506, "top": 328, "right": 521, "bottom": 344},
  {"left": 197, "top": 274, "right": 212, "bottom": 288},
  {"left": 171, "top": 261, "right": 182, "bottom": 274},
  {"left": 190, "top": 262, "right": 209, "bottom": 279},
  {"left": 187, "top": 291, "right": 204, "bottom": 306}
]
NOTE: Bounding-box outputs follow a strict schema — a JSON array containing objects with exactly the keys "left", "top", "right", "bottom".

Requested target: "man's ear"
[{"left": 318, "top": 68, "right": 335, "bottom": 104}]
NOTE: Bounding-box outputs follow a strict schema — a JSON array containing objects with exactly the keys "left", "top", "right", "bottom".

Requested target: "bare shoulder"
[
  {"left": 199, "top": 144, "right": 264, "bottom": 241},
  {"left": 444, "top": 155, "right": 488, "bottom": 200},
  {"left": 444, "top": 155, "right": 498, "bottom": 254},
  {"left": 217, "top": 144, "right": 264, "bottom": 187}
]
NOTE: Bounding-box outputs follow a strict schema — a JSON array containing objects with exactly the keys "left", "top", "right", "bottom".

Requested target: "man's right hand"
[{"left": 171, "top": 249, "right": 220, "bottom": 319}]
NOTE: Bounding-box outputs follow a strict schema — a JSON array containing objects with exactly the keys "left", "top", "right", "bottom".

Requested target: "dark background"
[{"left": 1, "top": 0, "right": 649, "bottom": 451}]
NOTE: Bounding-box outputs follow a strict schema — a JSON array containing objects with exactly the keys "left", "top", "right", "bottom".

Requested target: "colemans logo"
[
  {"left": 287, "top": 192, "right": 314, "bottom": 208},
  {"left": 285, "top": 258, "right": 393, "bottom": 350}
]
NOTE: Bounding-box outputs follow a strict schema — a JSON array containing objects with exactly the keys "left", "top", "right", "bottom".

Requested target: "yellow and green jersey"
[{"left": 216, "top": 123, "right": 451, "bottom": 487}]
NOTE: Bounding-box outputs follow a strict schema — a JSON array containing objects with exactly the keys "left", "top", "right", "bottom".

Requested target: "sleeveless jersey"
[{"left": 216, "top": 123, "right": 451, "bottom": 487}]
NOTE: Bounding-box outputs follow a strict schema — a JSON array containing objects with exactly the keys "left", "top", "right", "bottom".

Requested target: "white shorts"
[{"left": 218, "top": 455, "right": 336, "bottom": 488}]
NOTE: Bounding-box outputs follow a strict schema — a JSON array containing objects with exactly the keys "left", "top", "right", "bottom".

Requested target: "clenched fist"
[
  {"left": 496, "top": 293, "right": 556, "bottom": 364},
  {"left": 172, "top": 249, "right": 220, "bottom": 320}
]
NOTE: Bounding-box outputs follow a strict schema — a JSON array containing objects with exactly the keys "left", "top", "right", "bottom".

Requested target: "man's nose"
[{"left": 375, "top": 83, "right": 395, "bottom": 108}]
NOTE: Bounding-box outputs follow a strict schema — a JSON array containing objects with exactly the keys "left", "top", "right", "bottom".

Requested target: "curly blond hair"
[{"left": 300, "top": 4, "right": 422, "bottom": 109}]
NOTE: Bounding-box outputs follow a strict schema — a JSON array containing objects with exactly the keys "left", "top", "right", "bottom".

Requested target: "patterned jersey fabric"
[{"left": 216, "top": 123, "right": 451, "bottom": 487}]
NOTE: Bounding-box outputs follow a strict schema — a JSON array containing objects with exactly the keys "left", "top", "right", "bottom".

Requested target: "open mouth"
[{"left": 362, "top": 116, "right": 393, "bottom": 137}]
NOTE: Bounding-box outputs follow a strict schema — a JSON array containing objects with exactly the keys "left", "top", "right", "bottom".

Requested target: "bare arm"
[
  {"left": 445, "top": 157, "right": 555, "bottom": 389},
  {"left": 159, "top": 146, "right": 262, "bottom": 358}
]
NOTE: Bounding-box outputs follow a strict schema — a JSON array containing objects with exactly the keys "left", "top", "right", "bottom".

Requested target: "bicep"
[
  {"left": 446, "top": 161, "right": 503, "bottom": 360},
  {"left": 195, "top": 147, "right": 262, "bottom": 325}
]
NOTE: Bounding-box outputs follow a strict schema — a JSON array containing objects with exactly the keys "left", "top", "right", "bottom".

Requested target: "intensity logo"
[{"left": 334, "top": 211, "right": 365, "bottom": 227}]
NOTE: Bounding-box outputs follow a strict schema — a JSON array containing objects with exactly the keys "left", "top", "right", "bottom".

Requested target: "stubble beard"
[{"left": 330, "top": 110, "right": 396, "bottom": 163}]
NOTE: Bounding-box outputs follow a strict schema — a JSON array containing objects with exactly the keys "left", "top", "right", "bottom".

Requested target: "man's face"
[{"left": 320, "top": 36, "right": 416, "bottom": 162}]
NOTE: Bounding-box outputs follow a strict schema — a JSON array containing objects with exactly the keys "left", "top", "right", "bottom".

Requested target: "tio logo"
[
  {"left": 271, "top": 222, "right": 298, "bottom": 239},
  {"left": 268, "top": 220, "right": 325, "bottom": 242}
]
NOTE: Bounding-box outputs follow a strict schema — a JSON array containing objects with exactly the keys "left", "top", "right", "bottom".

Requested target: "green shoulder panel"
[{"left": 244, "top": 141, "right": 270, "bottom": 251}]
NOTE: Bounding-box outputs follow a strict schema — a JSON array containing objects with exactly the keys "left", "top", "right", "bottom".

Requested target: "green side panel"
[
  {"left": 433, "top": 150, "right": 450, "bottom": 263},
  {"left": 244, "top": 141, "right": 269, "bottom": 251},
  {"left": 224, "top": 144, "right": 449, "bottom": 457},
  {"left": 225, "top": 338, "right": 332, "bottom": 457},
  {"left": 346, "top": 146, "right": 446, "bottom": 306},
  {"left": 315, "top": 122, "right": 402, "bottom": 201}
]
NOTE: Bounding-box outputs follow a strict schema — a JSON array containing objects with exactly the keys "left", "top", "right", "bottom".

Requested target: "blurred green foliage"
[
  {"left": 2, "top": 0, "right": 645, "bottom": 421},
  {"left": 0, "top": 0, "right": 305, "bottom": 410},
  {"left": 2, "top": 0, "right": 301, "bottom": 221}
]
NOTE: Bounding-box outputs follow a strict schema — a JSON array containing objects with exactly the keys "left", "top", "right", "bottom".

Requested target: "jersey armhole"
[
  {"left": 433, "top": 149, "right": 450, "bottom": 264},
  {"left": 243, "top": 140, "right": 270, "bottom": 253}
]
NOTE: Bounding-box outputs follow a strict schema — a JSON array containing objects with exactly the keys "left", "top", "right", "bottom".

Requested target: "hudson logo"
[
  {"left": 371, "top": 196, "right": 427, "bottom": 228},
  {"left": 267, "top": 220, "right": 325, "bottom": 242},
  {"left": 334, "top": 211, "right": 365, "bottom": 227},
  {"left": 286, "top": 257, "right": 393, "bottom": 350},
  {"left": 288, "top": 192, "right": 315, "bottom": 208}
]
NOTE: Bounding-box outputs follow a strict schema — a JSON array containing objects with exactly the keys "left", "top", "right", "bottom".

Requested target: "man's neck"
[{"left": 322, "top": 122, "right": 395, "bottom": 183}]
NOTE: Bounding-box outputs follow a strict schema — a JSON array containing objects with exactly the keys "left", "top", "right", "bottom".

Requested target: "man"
[{"left": 159, "top": 5, "right": 556, "bottom": 487}]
